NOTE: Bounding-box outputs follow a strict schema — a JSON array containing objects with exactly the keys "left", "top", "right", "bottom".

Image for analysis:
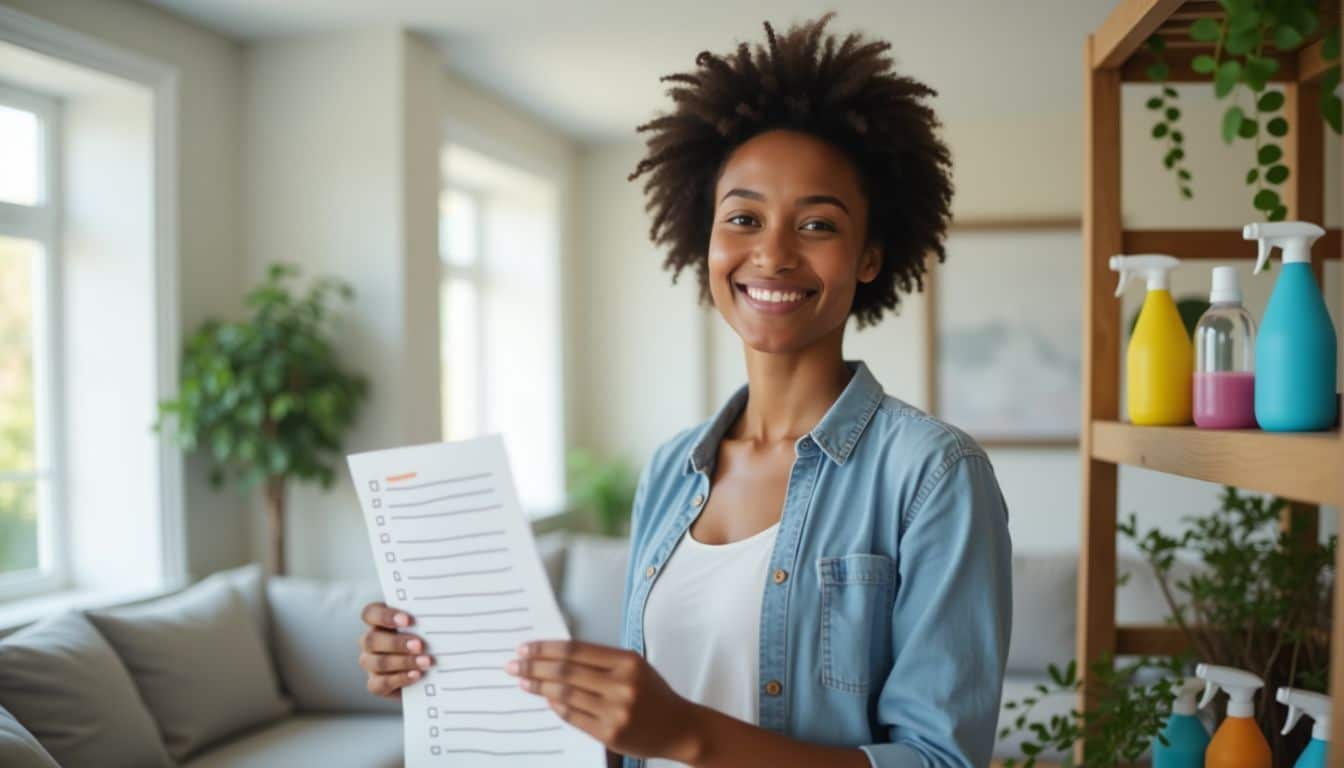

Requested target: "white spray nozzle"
[
  {"left": 1197, "top": 663, "right": 1264, "bottom": 718},
  {"left": 1172, "top": 676, "right": 1206, "bottom": 717},
  {"left": 1278, "top": 687, "right": 1331, "bottom": 742},
  {"left": 1242, "top": 221, "right": 1325, "bottom": 275},
  {"left": 1110, "top": 254, "right": 1181, "bottom": 297}
]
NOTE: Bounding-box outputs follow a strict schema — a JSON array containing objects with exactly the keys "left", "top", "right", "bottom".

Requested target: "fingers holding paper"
[{"left": 505, "top": 640, "right": 701, "bottom": 762}]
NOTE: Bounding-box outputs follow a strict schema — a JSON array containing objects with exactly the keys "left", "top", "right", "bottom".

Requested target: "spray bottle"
[
  {"left": 1243, "top": 221, "right": 1338, "bottom": 431},
  {"left": 1152, "top": 677, "right": 1209, "bottom": 768},
  {"left": 1197, "top": 663, "right": 1271, "bottom": 768},
  {"left": 1277, "top": 687, "right": 1330, "bottom": 768},
  {"left": 1110, "top": 254, "right": 1193, "bottom": 425}
]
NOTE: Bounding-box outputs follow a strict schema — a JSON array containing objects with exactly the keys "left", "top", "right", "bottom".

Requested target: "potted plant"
[
  {"left": 1000, "top": 487, "right": 1335, "bottom": 767},
  {"left": 155, "top": 264, "right": 368, "bottom": 574},
  {"left": 566, "top": 449, "right": 638, "bottom": 537}
]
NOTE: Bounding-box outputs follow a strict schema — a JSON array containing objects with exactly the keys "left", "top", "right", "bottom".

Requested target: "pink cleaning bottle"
[{"left": 1193, "top": 266, "right": 1257, "bottom": 429}]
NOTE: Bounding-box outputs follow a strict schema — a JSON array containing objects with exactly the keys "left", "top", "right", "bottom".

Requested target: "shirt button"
[
  {"left": 691, "top": 493, "right": 705, "bottom": 508},
  {"left": 645, "top": 565, "right": 656, "bottom": 578},
  {"left": 764, "top": 680, "right": 783, "bottom": 696},
  {"left": 772, "top": 568, "right": 788, "bottom": 584}
]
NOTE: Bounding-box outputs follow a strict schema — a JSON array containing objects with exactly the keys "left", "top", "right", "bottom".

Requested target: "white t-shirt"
[{"left": 642, "top": 521, "right": 781, "bottom": 768}]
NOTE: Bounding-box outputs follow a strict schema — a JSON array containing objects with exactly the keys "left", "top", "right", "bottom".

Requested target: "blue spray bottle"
[
  {"left": 1153, "top": 676, "right": 1209, "bottom": 768},
  {"left": 1277, "top": 687, "right": 1330, "bottom": 768},
  {"left": 1242, "top": 222, "right": 1339, "bottom": 431}
]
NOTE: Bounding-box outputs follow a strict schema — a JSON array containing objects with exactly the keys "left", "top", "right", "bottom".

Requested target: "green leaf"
[
  {"left": 1215, "top": 59, "right": 1242, "bottom": 98},
  {"left": 1192, "top": 54, "right": 1217, "bottom": 75},
  {"left": 1323, "top": 92, "right": 1343, "bottom": 134},
  {"left": 1222, "top": 105, "right": 1245, "bottom": 143},
  {"left": 1325, "top": 28, "right": 1341, "bottom": 60},
  {"left": 1163, "top": 86, "right": 1178, "bottom": 98},
  {"left": 1178, "top": 169, "right": 1191, "bottom": 180},
  {"left": 1152, "top": 122, "right": 1169, "bottom": 138},
  {"left": 1226, "top": 27, "right": 1259, "bottom": 56},
  {"left": 1172, "top": 130, "right": 1184, "bottom": 143},
  {"left": 1147, "top": 60, "right": 1170, "bottom": 82},
  {"left": 1270, "top": 204, "right": 1289, "bottom": 221},
  {"left": 1247, "top": 167, "right": 1260, "bottom": 184},
  {"left": 1258, "top": 90, "right": 1285, "bottom": 112},
  {"left": 1146, "top": 96, "right": 1164, "bottom": 110},
  {"left": 1190, "top": 17, "right": 1222, "bottom": 42},
  {"left": 1181, "top": 186, "right": 1193, "bottom": 199},
  {"left": 1266, "top": 164, "right": 1290, "bottom": 184},
  {"left": 1165, "top": 107, "right": 1181, "bottom": 121},
  {"left": 1274, "top": 24, "right": 1305, "bottom": 51},
  {"left": 1254, "top": 188, "right": 1281, "bottom": 211},
  {"left": 1266, "top": 116, "right": 1289, "bottom": 137},
  {"left": 1258, "top": 144, "right": 1282, "bottom": 164},
  {"left": 1238, "top": 117, "right": 1258, "bottom": 138}
]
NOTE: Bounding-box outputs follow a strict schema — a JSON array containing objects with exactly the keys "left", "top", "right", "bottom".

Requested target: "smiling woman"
[{"left": 359, "top": 12, "right": 1011, "bottom": 768}]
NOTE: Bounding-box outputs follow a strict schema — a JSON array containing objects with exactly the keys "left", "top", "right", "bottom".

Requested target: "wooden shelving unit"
[{"left": 1080, "top": 0, "right": 1344, "bottom": 760}]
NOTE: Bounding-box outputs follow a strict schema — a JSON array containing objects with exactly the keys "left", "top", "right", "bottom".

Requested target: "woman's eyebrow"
[{"left": 719, "top": 188, "right": 849, "bottom": 214}]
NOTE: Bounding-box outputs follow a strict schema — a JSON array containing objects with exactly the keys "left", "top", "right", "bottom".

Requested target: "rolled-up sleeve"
[{"left": 859, "top": 452, "right": 1013, "bottom": 768}]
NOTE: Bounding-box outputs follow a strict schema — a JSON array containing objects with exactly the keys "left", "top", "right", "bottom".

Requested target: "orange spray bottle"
[{"left": 1197, "top": 663, "right": 1271, "bottom": 768}]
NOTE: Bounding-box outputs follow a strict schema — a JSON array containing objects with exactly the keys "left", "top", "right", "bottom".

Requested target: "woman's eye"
[
  {"left": 803, "top": 220, "right": 836, "bottom": 232},
  {"left": 726, "top": 214, "right": 756, "bottom": 226}
]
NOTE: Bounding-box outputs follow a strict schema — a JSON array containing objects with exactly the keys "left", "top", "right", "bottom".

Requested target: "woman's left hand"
[{"left": 505, "top": 640, "right": 701, "bottom": 762}]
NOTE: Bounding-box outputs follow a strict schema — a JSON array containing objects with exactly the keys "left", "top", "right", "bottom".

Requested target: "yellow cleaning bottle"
[
  {"left": 1197, "top": 663, "right": 1271, "bottom": 768},
  {"left": 1110, "top": 254, "right": 1193, "bottom": 425}
]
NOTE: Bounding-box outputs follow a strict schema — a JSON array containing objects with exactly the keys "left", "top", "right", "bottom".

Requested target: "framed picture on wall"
[{"left": 928, "top": 219, "right": 1083, "bottom": 446}]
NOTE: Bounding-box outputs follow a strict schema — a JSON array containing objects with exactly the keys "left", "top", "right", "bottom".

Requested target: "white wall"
[
  {"left": 0, "top": 0, "right": 248, "bottom": 578},
  {"left": 573, "top": 84, "right": 1342, "bottom": 554},
  {"left": 242, "top": 28, "right": 442, "bottom": 579}
]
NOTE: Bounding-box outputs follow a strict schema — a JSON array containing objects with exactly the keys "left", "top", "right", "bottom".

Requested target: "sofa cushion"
[
  {"left": 0, "top": 704, "right": 58, "bottom": 768},
  {"left": 88, "top": 570, "right": 292, "bottom": 761},
  {"left": 1005, "top": 553, "right": 1077, "bottom": 675},
  {"left": 560, "top": 534, "right": 630, "bottom": 646},
  {"left": 0, "top": 611, "right": 173, "bottom": 767},
  {"left": 267, "top": 577, "right": 399, "bottom": 714},
  {"left": 182, "top": 715, "right": 401, "bottom": 768}
]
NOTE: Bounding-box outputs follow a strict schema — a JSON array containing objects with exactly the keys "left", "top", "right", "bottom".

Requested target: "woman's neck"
[{"left": 732, "top": 327, "right": 852, "bottom": 445}]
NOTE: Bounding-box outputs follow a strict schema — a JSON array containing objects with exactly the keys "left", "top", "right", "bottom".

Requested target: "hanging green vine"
[
  {"left": 1144, "top": 0, "right": 1342, "bottom": 222},
  {"left": 1145, "top": 37, "right": 1194, "bottom": 199}
]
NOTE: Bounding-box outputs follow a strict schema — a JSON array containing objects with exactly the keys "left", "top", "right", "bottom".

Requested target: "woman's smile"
[{"left": 734, "top": 280, "right": 818, "bottom": 315}]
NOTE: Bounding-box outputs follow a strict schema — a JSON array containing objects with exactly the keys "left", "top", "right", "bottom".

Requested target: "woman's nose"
[{"left": 750, "top": 225, "right": 798, "bottom": 273}]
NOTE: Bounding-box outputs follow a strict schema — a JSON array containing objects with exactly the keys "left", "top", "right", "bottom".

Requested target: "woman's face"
[{"left": 708, "top": 129, "right": 881, "bottom": 355}]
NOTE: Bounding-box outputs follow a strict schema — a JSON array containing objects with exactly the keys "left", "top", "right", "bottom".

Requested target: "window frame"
[
  {"left": 440, "top": 182, "right": 490, "bottom": 441},
  {"left": 0, "top": 79, "right": 67, "bottom": 600}
]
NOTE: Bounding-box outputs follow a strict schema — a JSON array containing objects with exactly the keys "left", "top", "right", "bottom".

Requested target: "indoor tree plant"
[
  {"left": 1141, "top": 0, "right": 1342, "bottom": 219},
  {"left": 155, "top": 264, "right": 368, "bottom": 574},
  {"left": 1000, "top": 487, "right": 1335, "bottom": 767},
  {"left": 566, "top": 449, "right": 638, "bottom": 537}
]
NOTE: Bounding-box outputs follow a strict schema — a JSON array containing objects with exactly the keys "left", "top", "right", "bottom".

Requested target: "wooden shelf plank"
[
  {"left": 1091, "top": 421, "right": 1344, "bottom": 507},
  {"left": 1122, "top": 47, "right": 1297, "bottom": 82},
  {"left": 1094, "top": 0, "right": 1187, "bottom": 70},
  {"left": 1299, "top": 38, "right": 1333, "bottom": 82},
  {"left": 1116, "top": 624, "right": 1191, "bottom": 656},
  {"left": 1122, "top": 227, "right": 1342, "bottom": 260}
]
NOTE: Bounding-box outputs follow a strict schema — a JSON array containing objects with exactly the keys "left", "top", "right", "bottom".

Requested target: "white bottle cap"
[{"left": 1209, "top": 266, "right": 1242, "bottom": 304}]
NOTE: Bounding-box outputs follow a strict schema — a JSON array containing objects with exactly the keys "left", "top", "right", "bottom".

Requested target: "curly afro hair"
[{"left": 627, "top": 12, "right": 954, "bottom": 328}]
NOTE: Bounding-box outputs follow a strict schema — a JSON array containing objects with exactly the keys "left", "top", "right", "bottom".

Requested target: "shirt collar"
[{"left": 684, "top": 360, "right": 885, "bottom": 475}]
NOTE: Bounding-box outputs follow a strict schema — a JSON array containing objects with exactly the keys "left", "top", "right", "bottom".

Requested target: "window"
[
  {"left": 440, "top": 144, "right": 565, "bottom": 517},
  {"left": 0, "top": 81, "right": 63, "bottom": 598}
]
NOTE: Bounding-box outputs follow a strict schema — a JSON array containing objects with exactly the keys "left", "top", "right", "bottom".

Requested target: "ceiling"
[{"left": 141, "top": 0, "right": 1117, "bottom": 145}]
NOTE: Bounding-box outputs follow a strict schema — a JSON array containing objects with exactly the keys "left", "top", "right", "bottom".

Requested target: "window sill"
[{"left": 0, "top": 582, "right": 183, "bottom": 635}]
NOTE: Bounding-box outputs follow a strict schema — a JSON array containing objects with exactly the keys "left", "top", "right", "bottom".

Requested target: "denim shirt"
[{"left": 618, "top": 360, "right": 1012, "bottom": 768}]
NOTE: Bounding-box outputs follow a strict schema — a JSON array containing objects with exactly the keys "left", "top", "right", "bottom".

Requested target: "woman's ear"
[{"left": 857, "top": 244, "right": 882, "bottom": 284}]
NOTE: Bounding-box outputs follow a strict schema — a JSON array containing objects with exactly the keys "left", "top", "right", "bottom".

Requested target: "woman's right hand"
[{"left": 359, "top": 602, "right": 435, "bottom": 698}]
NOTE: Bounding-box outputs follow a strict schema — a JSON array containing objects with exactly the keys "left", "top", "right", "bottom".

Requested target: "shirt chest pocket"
[{"left": 817, "top": 553, "right": 896, "bottom": 694}]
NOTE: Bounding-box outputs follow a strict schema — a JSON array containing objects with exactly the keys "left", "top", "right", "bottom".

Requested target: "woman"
[{"left": 360, "top": 13, "right": 1012, "bottom": 768}]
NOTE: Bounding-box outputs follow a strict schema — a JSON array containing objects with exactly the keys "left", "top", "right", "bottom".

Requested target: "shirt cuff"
[{"left": 858, "top": 742, "right": 930, "bottom": 768}]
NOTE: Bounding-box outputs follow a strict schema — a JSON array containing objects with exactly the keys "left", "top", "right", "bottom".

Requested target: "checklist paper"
[{"left": 348, "top": 435, "right": 605, "bottom": 768}]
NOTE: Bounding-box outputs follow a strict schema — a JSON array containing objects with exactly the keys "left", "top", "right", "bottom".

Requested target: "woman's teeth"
[{"left": 745, "top": 286, "right": 806, "bottom": 303}]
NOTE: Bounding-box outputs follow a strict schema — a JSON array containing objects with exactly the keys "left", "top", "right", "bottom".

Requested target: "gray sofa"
[{"left": 0, "top": 532, "right": 1180, "bottom": 766}]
